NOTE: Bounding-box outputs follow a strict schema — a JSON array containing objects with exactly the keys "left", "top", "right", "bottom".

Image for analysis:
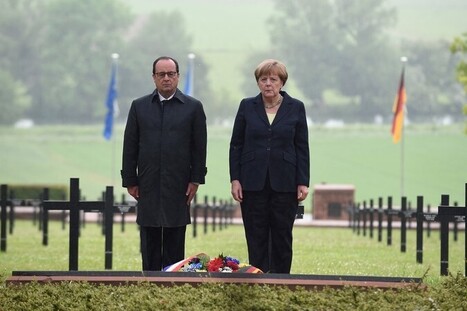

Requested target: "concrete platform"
[{"left": 6, "top": 271, "right": 423, "bottom": 290}]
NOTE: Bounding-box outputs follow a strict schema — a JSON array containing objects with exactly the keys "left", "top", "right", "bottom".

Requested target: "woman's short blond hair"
[{"left": 254, "top": 59, "right": 288, "bottom": 86}]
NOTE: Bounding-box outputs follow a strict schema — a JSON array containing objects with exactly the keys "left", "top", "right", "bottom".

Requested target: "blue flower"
[{"left": 225, "top": 256, "right": 240, "bottom": 265}]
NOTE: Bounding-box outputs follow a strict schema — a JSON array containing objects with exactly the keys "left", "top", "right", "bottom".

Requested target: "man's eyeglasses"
[{"left": 154, "top": 71, "right": 178, "bottom": 79}]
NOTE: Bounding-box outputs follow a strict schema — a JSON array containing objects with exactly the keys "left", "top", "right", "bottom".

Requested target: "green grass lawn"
[
  {"left": 1, "top": 220, "right": 464, "bottom": 285},
  {"left": 0, "top": 123, "right": 465, "bottom": 211}
]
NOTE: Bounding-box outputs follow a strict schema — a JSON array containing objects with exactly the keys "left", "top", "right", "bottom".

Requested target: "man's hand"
[
  {"left": 127, "top": 185, "right": 139, "bottom": 200},
  {"left": 186, "top": 182, "right": 199, "bottom": 205}
]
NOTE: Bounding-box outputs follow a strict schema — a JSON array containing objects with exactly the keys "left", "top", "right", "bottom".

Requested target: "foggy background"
[{"left": 1, "top": 0, "right": 466, "bottom": 127}]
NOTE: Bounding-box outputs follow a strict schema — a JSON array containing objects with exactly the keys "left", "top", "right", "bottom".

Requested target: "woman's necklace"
[{"left": 264, "top": 95, "right": 283, "bottom": 109}]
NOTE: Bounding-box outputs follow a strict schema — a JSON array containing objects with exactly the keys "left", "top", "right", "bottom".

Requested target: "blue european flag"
[{"left": 103, "top": 55, "right": 118, "bottom": 140}]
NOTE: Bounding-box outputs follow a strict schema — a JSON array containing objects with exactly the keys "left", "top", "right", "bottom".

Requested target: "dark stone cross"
[
  {"left": 415, "top": 195, "right": 433, "bottom": 265},
  {"left": 42, "top": 178, "right": 114, "bottom": 271},
  {"left": 437, "top": 184, "right": 466, "bottom": 276},
  {"left": 413, "top": 184, "right": 466, "bottom": 276},
  {"left": 369, "top": 199, "right": 374, "bottom": 239},
  {"left": 385, "top": 196, "right": 414, "bottom": 252},
  {"left": 1, "top": 185, "right": 56, "bottom": 252},
  {"left": 377, "top": 197, "right": 384, "bottom": 242},
  {"left": 0, "top": 184, "right": 9, "bottom": 252},
  {"left": 413, "top": 196, "right": 445, "bottom": 265}
]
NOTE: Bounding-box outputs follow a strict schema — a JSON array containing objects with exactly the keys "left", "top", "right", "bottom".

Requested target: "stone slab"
[{"left": 6, "top": 271, "right": 423, "bottom": 290}]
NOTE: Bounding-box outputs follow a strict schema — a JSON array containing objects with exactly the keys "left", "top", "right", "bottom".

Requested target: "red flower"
[
  {"left": 226, "top": 260, "right": 239, "bottom": 271},
  {"left": 207, "top": 257, "right": 224, "bottom": 272}
]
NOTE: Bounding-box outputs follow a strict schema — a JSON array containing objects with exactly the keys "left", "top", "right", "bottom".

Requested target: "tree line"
[{"left": 0, "top": 0, "right": 464, "bottom": 125}]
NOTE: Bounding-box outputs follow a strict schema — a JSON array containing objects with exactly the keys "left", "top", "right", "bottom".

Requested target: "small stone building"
[{"left": 312, "top": 184, "right": 355, "bottom": 220}]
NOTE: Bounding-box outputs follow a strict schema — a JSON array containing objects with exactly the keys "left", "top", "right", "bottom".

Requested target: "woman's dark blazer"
[{"left": 229, "top": 91, "right": 310, "bottom": 192}]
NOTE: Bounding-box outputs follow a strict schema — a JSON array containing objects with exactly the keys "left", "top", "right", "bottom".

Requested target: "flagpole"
[
  {"left": 185, "top": 53, "right": 195, "bottom": 96},
  {"left": 400, "top": 56, "right": 407, "bottom": 198},
  {"left": 110, "top": 53, "right": 119, "bottom": 187}
]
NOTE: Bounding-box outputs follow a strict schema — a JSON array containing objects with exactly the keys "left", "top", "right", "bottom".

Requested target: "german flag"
[{"left": 391, "top": 67, "right": 406, "bottom": 143}]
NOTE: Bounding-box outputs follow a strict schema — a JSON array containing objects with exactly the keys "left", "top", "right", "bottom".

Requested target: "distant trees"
[
  {"left": 403, "top": 40, "right": 463, "bottom": 121},
  {"left": 0, "top": 0, "right": 133, "bottom": 124},
  {"left": 450, "top": 33, "right": 467, "bottom": 133},
  {"left": 264, "top": 0, "right": 464, "bottom": 122},
  {"left": 0, "top": 0, "right": 203, "bottom": 125},
  {"left": 266, "top": 0, "right": 398, "bottom": 121},
  {"left": 0, "top": 69, "right": 31, "bottom": 124},
  {"left": 0, "top": 0, "right": 465, "bottom": 125},
  {"left": 268, "top": 0, "right": 340, "bottom": 108},
  {"left": 332, "top": 0, "right": 398, "bottom": 120},
  {"left": 0, "top": 0, "right": 42, "bottom": 124},
  {"left": 118, "top": 10, "right": 213, "bottom": 120},
  {"left": 38, "top": 0, "right": 132, "bottom": 123}
]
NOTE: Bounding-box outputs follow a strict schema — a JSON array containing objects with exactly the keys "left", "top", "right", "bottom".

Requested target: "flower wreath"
[{"left": 164, "top": 253, "right": 263, "bottom": 273}]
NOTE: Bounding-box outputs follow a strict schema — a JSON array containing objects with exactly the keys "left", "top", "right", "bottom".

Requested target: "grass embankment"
[{"left": 1, "top": 276, "right": 466, "bottom": 311}]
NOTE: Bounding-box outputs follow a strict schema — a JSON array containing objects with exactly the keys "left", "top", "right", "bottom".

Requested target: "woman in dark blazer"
[{"left": 229, "top": 59, "right": 310, "bottom": 273}]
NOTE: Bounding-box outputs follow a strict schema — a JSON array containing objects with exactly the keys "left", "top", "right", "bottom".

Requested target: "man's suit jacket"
[
  {"left": 121, "top": 89, "right": 207, "bottom": 227},
  {"left": 229, "top": 91, "right": 309, "bottom": 192}
]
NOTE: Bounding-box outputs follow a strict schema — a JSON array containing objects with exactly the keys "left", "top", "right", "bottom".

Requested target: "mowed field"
[
  {"left": 0, "top": 123, "right": 465, "bottom": 211},
  {"left": 1, "top": 220, "right": 465, "bottom": 283}
]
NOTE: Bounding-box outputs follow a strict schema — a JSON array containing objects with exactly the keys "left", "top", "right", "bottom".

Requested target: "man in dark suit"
[
  {"left": 121, "top": 56, "right": 207, "bottom": 271},
  {"left": 229, "top": 59, "right": 309, "bottom": 273}
]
